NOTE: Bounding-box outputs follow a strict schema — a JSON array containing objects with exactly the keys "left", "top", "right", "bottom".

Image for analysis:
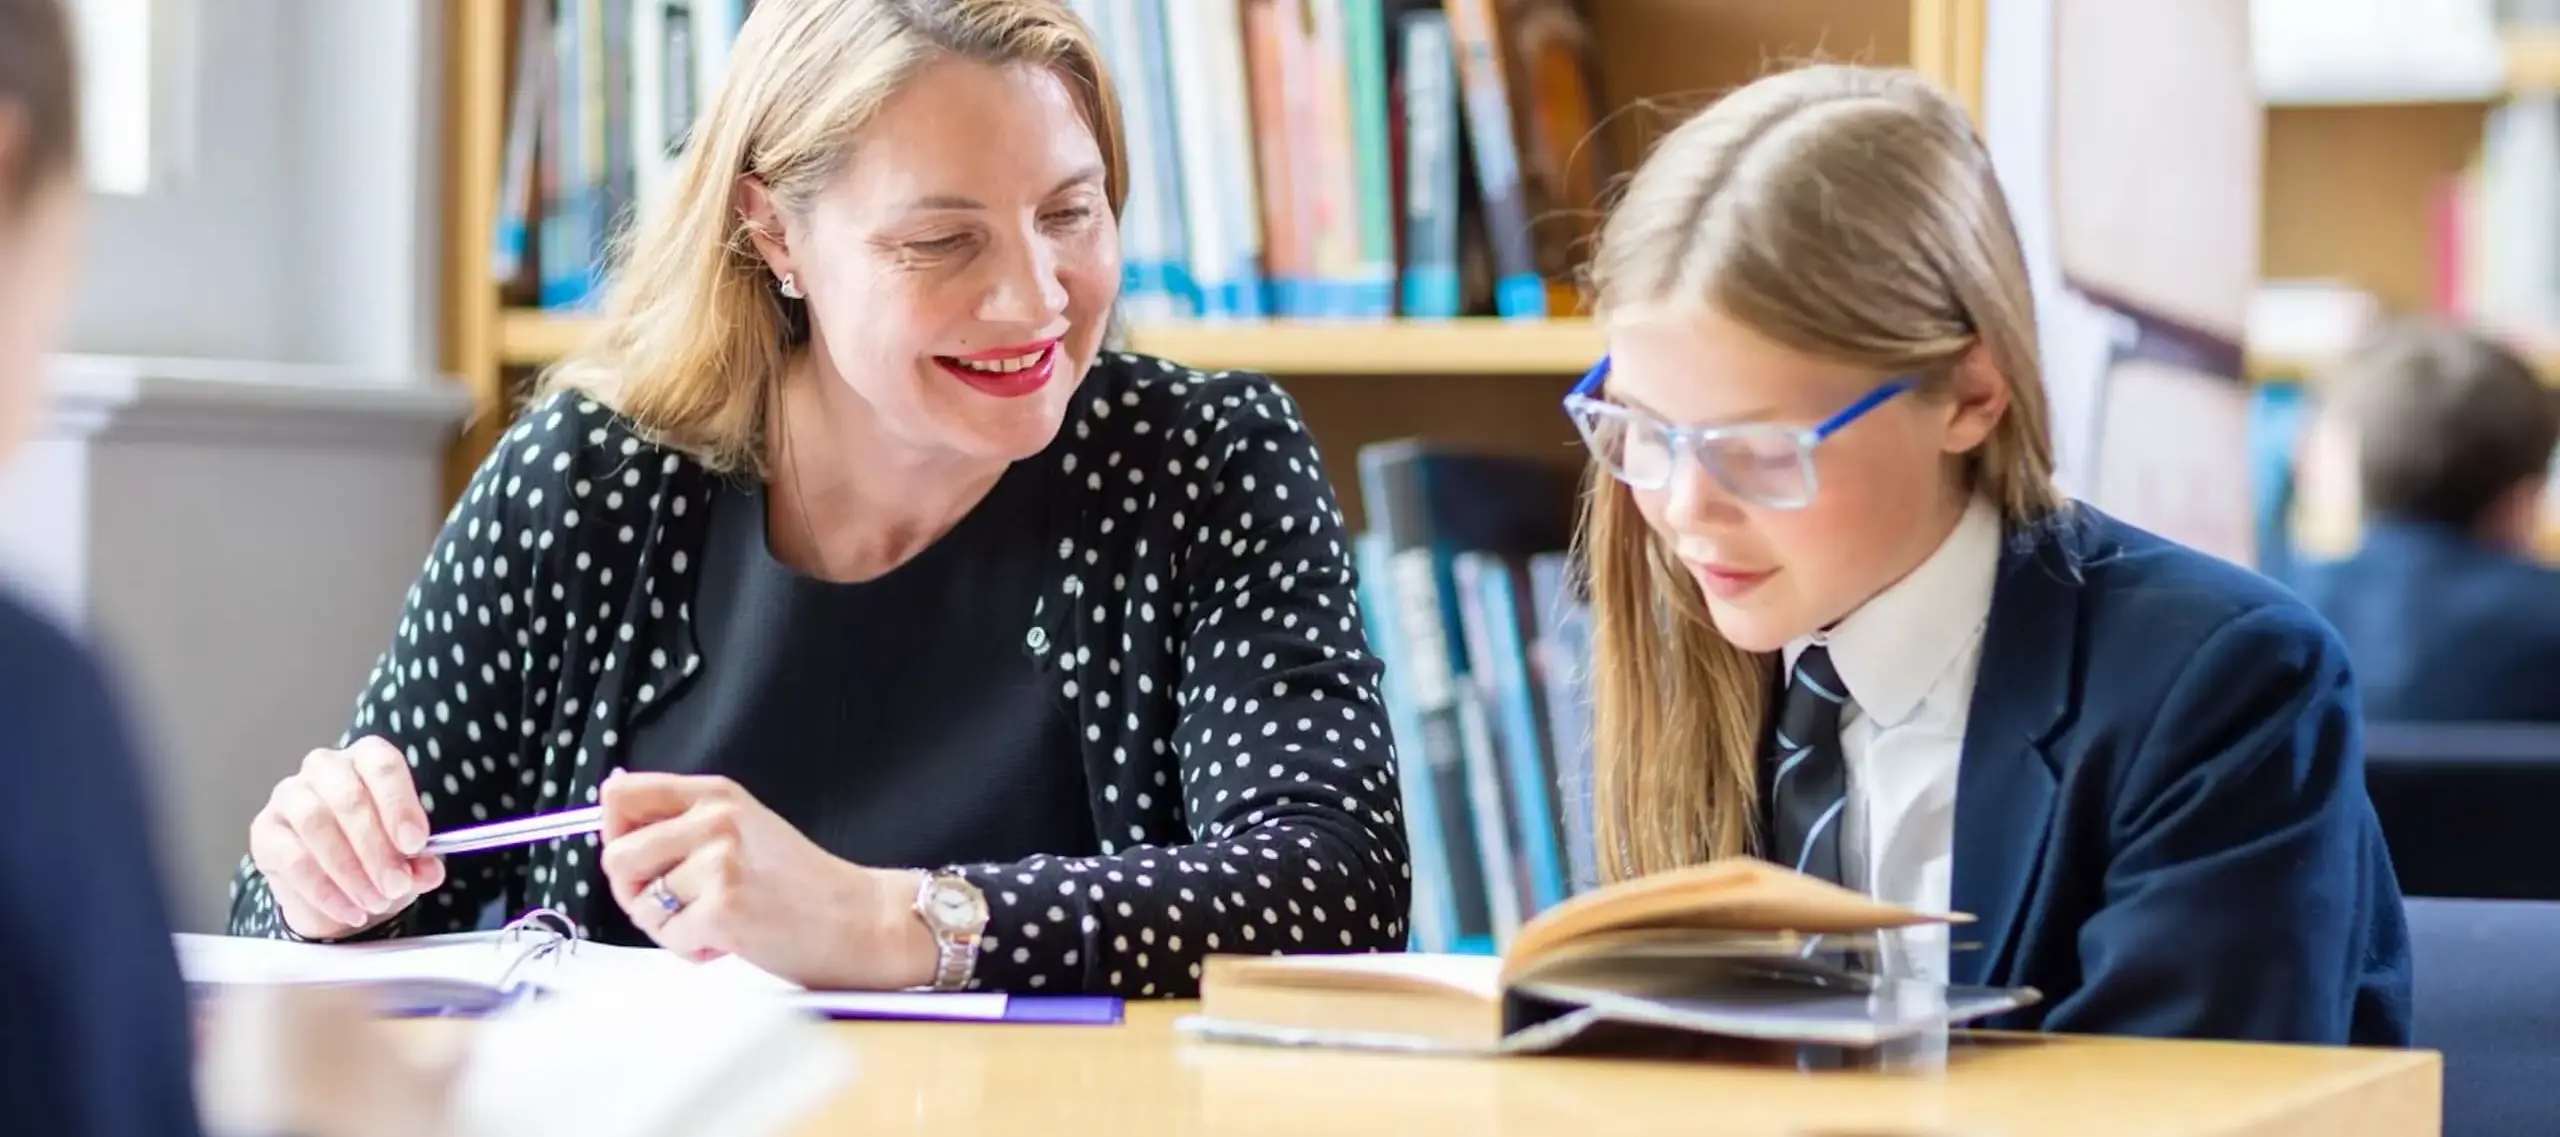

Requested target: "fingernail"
[
  {"left": 396, "top": 822, "right": 426, "bottom": 853},
  {"left": 377, "top": 868, "right": 411, "bottom": 898}
]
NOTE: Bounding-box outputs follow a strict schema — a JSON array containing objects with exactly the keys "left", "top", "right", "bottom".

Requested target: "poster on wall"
[{"left": 1982, "top": 0, "right": 2264, "bottom": 567}]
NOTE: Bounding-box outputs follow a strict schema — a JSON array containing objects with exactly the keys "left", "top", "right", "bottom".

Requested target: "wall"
[
  {"left": 6, "top": 1, "right": 467, "bottom": 931},
  {"left": 65, "top": 0, "right": 440, "bottom": 377}
]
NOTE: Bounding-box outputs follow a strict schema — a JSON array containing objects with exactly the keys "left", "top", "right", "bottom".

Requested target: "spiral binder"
[{"left": 178, "top": 907, "right": 601, "bottom": 1020}]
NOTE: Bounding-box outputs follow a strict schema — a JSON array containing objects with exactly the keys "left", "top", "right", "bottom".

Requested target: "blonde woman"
[
  {"left": 227, "top": 0, "right": 1409, "bottom": 998},
  {"left": 1566, "top": 64, "right": 2409, "bottom": 1044}
]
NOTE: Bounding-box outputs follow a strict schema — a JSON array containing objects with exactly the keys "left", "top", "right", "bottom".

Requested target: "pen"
[{"left": 422, "top": 804, "right": 607, "bottom": 856}]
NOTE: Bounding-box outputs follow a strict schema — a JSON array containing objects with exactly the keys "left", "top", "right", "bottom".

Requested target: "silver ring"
[{"left": 646, "top": 876, "right": 683, "bottom": 916}]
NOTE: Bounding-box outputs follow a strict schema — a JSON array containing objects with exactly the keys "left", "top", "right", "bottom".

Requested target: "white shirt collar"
[{"left": 1782, "top": 496, "right": 2003, "bottom": 728}]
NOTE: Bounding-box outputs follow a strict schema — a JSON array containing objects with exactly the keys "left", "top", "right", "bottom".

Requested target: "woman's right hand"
[{"left": 248, "top": 736, "right": 446, "bottom": 940}]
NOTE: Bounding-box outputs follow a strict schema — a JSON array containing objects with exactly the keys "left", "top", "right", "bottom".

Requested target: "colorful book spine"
[
  {"left": 1397, "top": 10, "right": 1462, "bottom": 318},
  {"left": 1128, "top": 0, "right": 1201, "bottom": 316},
  {"left": 1340, "top": 0, "right": 1399, "bottom": 317},
  {"left": 1440, "top": 0, "right": 1547, "bottom": 319}
]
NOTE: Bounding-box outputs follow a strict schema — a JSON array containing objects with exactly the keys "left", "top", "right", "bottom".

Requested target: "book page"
[
  {"left": 1204, "top": 951, "right": 1504, "bottom": 1001},
  {"left": 1503, "top": 858, "right": 1961, "bottom": 979}
]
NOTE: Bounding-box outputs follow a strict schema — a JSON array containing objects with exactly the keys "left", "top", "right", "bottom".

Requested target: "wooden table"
[{"left": 778, "top": 1001, "right": 2440, "bottom": 1137}]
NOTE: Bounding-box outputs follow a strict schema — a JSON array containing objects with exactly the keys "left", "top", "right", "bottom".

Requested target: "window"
[{"left": 67, "top": 0, "right": 195, "bottom": 195}]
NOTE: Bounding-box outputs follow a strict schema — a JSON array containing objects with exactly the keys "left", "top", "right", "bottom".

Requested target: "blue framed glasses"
[{"left": 1561, "top": 355, "right": 1914, "bottom": 510}]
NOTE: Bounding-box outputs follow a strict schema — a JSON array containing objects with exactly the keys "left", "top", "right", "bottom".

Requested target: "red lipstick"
[{"left": 933, "top": 340, "right": 1061, "bottom": 399}]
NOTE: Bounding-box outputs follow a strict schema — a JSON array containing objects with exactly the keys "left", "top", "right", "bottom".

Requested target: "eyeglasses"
[{"left": 1561, "top": 355, "right": 1914, "bottom": 510}]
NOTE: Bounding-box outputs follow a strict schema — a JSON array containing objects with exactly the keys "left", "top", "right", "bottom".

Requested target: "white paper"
[
  {"left": 453, "top": 983, "right": 850, "bottom": 1137},
  {"left": 175, "top": 932, "right": 1013, "bottom": 1020}
]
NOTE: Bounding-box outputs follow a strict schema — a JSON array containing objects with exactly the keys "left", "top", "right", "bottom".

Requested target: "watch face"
[{"left": 926, "top": 879, "right": 986, "bottom": 932}]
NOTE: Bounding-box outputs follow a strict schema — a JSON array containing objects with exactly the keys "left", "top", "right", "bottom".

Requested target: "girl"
[
  {"left": 0, "top": 0, "right": 206, "bottom": 1131},
  {"left": 1568, "top": 63, "right": 2409, "bottom": 1045}
]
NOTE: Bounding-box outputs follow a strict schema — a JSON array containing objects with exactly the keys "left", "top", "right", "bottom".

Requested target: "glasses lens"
[
  {"left": 1702, "top": 430, "right": 1815, "bottom": 508},
  {"left": 1569, "top": 401, "right": 1652, "bottom": 487}
]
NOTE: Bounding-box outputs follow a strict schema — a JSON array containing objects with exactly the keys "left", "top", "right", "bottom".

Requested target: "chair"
[
  {"left": 2406, "top": 897, "right": 2560, "bottom": 1137},
  {"left": 2362, "top": 722, "right": 2560, "bottom": 901}
]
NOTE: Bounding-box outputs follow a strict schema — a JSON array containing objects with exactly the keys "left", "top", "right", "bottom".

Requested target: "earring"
[{"left": 777, "top": 272, "right": 803, "bottom": 300}]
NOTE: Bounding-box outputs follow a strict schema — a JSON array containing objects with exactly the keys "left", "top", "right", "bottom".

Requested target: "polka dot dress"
[{"left": 226, "top": 353, "right": 1413, "bottom": 998}]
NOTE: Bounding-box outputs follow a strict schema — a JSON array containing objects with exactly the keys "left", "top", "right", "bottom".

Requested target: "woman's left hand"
[{"left": 597, "top": 771, "right": 937, "bottom": 989}]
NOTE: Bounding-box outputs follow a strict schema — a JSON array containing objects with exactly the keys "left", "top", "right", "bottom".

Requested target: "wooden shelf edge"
[
  {"left": 1126, "top": 318, "right": 1601, "bottom": 375},
  {"left": 498, "top": 309, "right": 598, "bottom": 368},
  {"left": 2249, "top": 345, "right": 2560, "bottom": 387},
  {"left": 2508, "top": 27, "right": 2560, "bottom": 92},
  {"left": 502, "top": 311, "right": 2560, "bottom": 389},
  {"left": 497, "top": 310, "right": 1604, "bottom": 376}
]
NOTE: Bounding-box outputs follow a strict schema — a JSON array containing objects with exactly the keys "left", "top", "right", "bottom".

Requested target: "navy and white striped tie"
[{"left": 1765, "top": 645, "right": 1850, "bottom": 886}]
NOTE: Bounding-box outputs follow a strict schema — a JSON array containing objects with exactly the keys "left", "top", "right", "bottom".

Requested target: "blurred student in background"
[
  {"left": 0, "top": 0, "right": 207, "bottom": 1132},
  {"left": 2289, "top": 319, "right": 2560, "bottom": 722},
  {"left": 1564, "top": 63, "right": 2409, "bottom": 1044}
]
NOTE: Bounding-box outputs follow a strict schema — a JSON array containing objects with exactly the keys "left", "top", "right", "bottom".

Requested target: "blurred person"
[
  {"left": 226, "top": 0, "right": 1409, "bottom": 997},
  {"left": 2290, "top": 317, "right": 2560, "bottom": 722},
  {"left": 0, "top": 0, "right": 206, "bottom": 1132}
]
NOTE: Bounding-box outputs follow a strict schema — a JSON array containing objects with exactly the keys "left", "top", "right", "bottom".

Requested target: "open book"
[
  {"left": 174, "top": 917, "right": 1119, "bottom": 1025},
  {"left": 1180, "top": 857, "right": 2039, "bottom": 1054}
]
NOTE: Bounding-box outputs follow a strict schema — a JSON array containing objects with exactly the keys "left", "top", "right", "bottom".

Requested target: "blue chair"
[
  {"left": 2406, "top": 896, "right": 2560, "bottom": 1137},
  {"left": 2364, "top": 722, "right": 2560, "bottom": 900}
]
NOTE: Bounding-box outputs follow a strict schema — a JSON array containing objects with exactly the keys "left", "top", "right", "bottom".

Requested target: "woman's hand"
[
  {"left": 247, "top": 737, "right": 447, "bottom": 940},
  {"left": 598, "top": 772, "right": 937, "bottom": 990}
]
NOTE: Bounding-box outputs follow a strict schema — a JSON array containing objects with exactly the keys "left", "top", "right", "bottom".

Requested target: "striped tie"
[{"left": 1765, "top": 645, "right": 1850, "bottom": 886}]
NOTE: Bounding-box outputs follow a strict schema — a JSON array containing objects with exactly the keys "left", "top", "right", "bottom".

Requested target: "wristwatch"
[{"left": 911, "top": 870, "right": 988, "bottom": 992}]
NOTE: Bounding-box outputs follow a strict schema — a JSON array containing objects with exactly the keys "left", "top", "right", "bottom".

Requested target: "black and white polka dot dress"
[{"left": 226, "top": 353, "right": 1413, "bottom": 997}]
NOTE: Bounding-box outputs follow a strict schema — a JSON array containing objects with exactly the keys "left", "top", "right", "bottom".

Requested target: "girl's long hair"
[{"left": 1580, "top": 64, "right": 2063, "bottom": 881}]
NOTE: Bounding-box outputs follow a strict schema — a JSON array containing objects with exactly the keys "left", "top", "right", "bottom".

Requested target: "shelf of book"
[{"left": 497, "top": 309, "right": 1605, "bottom": 376}]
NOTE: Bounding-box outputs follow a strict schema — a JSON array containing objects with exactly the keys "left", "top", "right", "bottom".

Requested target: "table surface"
[{"left": 773, "top": 1001, "right": 2441, "bottom": 1137}]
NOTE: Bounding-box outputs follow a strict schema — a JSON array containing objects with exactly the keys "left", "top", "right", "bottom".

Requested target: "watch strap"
[{"left": 914, "top": 871, "right": 982, "bottom": 992}]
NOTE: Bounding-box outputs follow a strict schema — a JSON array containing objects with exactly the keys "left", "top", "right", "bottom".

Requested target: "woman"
[
  {"left": 1568, "top": 64, "right": 2408, "bottom": 1043},
  {"left": 0, "top": 0, "right": 206, "bottom": 1131},
  {"left": 227, "top": 0, "right": 1410, "bottom": 998}
]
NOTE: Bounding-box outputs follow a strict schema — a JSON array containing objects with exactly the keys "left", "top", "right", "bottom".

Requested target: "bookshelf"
[
  {"left": 2254, "top": 16, "right": 2560, "bottom": 558},
  {"left": 2257, "top": 22, "right": 2560, "bottom": 377},
  {"left": 434, "top": 0, "right": 1990, "bottom": 512}
]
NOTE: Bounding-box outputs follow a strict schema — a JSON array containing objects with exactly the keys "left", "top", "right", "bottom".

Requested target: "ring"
[{"left": 645, "top": 876, "right": 684, "bottom": 916}]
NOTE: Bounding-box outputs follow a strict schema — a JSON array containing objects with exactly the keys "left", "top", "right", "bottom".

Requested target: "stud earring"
[{"left": 777, "top": 272, "right": 803, "bottom": 300}]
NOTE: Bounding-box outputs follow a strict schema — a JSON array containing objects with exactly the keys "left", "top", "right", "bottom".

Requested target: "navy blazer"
[
  {"left": 1951, "top": 505, "right": 2411, "bottom": 1046},
  {"left": 0, "top": 588, "right": 203, "bottom": 1136},
  {"left": 2287, "top": 517, "right": 2560, "bottom": 723}
]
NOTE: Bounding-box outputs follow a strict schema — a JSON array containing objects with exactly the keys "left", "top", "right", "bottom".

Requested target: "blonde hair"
[
  {"left": 541, "top": 0, "right": 1126, "bottom": 474},
  {"left": 1580, "top": 63, "right": 2063, "bottom": 882}
]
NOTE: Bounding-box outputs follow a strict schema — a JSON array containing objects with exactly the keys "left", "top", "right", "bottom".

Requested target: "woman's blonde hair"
[
  {"left": 541, "top": 0, "right": 1126, "bottom": 474},
  {"left": 1580, "top": 63, "right": 2063, "bottom": 883}
]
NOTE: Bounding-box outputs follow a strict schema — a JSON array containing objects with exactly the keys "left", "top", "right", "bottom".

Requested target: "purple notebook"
[{"left": 812, "top": 995, "right": 1124, "bottom": 1026}]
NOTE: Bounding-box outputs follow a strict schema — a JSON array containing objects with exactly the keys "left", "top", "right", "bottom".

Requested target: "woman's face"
[
  {"left": 1604, "top": 302, "right": 2003, "bottom": 653},
  {"left": 743, "top": 57, "right": 1120, "bottom": 465},
  {"left": 0, "top": 173, "right": 81, "bottom": 465}
]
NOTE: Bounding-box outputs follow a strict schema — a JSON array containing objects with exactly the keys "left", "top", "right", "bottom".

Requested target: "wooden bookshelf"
[
  {"left": 2249, "top": 345, "right": 2560, "bottom": 387},
  {"left": 437, "top": 0, "right": 1994, "bottom": 508},
  {"left": 498, "top": 310, "right": 1603, "bottom": 376},
  {"left": 2509, "top": 27, "right": 2560, "bottom": 91}
]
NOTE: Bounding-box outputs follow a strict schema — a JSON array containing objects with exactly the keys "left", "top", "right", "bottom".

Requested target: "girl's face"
[
  {"left": 0, "top": 172, "right": 81, "bottom": 466},
  {"left": 1601, "top": 302, "right": 2006, "bottom": 653}
]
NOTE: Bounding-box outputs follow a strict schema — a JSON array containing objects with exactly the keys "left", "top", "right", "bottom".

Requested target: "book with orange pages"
[{"left": 1178, "top": 858, "right": 2040, "bottom": 1055}]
